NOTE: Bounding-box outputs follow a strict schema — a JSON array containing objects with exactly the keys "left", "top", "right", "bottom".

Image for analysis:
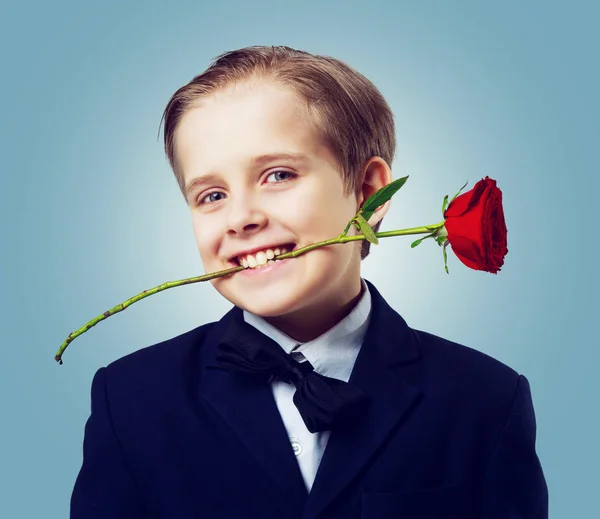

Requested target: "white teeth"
[
  {"left": 237, "top": 245, "right": 294, "bottom": 269},
  {"left": 255, "top": 251, "right": 268, "bottom": 266}
]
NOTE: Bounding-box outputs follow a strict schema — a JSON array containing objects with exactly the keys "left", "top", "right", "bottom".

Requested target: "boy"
[{"left": 71, "top": 45, "right": 548, "bottom": 518}]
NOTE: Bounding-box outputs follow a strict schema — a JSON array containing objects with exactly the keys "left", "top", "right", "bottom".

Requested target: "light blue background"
[{"left": 1, "top": 1, "right": 597, "bottom": 517}]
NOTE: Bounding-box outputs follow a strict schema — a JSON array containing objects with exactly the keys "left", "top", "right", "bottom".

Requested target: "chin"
[{"left": 231, "top": 291, "right": 302, "bottom": 318}]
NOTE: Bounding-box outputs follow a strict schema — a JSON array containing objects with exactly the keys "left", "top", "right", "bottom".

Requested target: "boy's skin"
[{"left": 176, "top": 79, "right": 392, "bottom": 340}]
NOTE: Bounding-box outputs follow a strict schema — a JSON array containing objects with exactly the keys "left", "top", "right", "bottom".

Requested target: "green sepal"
[
  {"left": 359, "top": 176, "right": 409, "bottom": 222},
  {"left": 435, "top": 235, "right": 447, "bottom": 247},
  {"left": 442, "top": 194, "right": 449, "bottom": 215},
  {"left": 449, "top": 181, "right": 468, "bottom": 206},
  {"left": 443, "top": 241, "right": 449, "bottom": 274},
  {"left": 355, "top": 213, "right": 379, "bottom": 244},
  {"left": 411, "top": 234, "right": 434, "bottom": 248}
]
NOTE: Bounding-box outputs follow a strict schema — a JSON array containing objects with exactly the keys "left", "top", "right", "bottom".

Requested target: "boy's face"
[{"left": 175, "top": 80, "right": 375, "bottom": 322}]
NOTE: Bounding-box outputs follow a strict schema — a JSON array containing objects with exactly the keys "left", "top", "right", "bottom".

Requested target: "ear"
[
  {"left": 356, "top": 156, "right": 394, "bottom": 227},
  {"left": 367, "top": 199, "right": 391, "bottom": 227}
]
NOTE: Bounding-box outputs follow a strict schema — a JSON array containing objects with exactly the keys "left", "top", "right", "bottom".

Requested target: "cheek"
[
  {"left": 191, "top": 221, "right": 218, "bottom": 256},
  {"left": 294, "top": 189, "right": 346, "bottom": 225}
]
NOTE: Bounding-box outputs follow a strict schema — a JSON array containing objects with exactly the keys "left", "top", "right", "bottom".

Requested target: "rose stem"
[{"left": 54, "top": 222, "right": 445, "bottom": 364}]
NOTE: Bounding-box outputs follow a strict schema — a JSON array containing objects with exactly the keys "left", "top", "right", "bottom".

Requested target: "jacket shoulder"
[
  {"left": 411, "top": 327, "right": 522, "bottom": 410},
  {"left": 103, "top": 320, "right": 216, "bottom": 378}
]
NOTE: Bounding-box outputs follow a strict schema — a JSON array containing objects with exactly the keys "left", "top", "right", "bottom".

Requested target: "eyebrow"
[{"left": 184, "top": 152, "right": 311, "bottom": 199}]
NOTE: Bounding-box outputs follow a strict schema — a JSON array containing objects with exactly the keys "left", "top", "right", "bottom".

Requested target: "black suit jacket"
[{"left": 71, "top": 279, "right": 548, "bottom": 518}]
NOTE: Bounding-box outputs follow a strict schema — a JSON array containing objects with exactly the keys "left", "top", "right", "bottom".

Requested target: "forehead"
[{"left": 175, "top": 82, "right": 325, "bottom": 181}]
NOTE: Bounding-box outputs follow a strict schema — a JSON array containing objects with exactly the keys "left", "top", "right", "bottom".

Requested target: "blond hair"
[{"left": 159, "top": 45, "right": 396, "bottom": 259}]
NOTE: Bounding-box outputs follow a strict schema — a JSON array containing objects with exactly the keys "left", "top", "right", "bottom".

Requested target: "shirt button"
[{"left": 290, "top": 437, "right": 303, "bottom": 456}]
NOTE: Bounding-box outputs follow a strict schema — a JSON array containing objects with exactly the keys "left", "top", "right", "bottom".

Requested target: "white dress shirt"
[{"left": 243, "top": 278, "right": 373, "bottom": 492}]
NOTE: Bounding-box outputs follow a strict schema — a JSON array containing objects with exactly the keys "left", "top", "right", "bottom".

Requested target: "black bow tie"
[{"left": 208, "top": 310, "right": 369, "bottom": 433}]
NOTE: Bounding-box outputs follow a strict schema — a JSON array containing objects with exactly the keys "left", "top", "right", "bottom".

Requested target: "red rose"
[{"left": 442, "top": 176, "right": 508, "bottom": 274}]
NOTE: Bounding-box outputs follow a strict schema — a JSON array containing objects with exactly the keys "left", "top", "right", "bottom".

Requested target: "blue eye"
[
  {"left": 265, "top": 170, "right": 295, "bottom": 183},
  {"left": 203, "top": 192, "right": 225, "bottom": 204},
  {"left": 196, "top": 170, "right": 297, "bottom": 206}
]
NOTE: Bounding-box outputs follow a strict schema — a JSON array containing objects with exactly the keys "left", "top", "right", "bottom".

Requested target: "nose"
[{"left": 225, "top": 192, "right": 268, "bottom": 235}]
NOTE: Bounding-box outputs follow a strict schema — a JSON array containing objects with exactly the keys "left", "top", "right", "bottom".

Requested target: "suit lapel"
[
  {"left": 198, "top": 279, "right": 424, "bottom": 517},
  {"left": 303, "top": 279, "right": 424, "bottom": 517},
  {"left": 199, "top": 306, "right": 309, "bottom": 512}
]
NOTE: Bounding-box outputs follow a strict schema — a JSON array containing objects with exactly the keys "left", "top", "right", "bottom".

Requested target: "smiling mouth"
[{"left": 230, "top": 242, "right": 297, "bottom": 268}]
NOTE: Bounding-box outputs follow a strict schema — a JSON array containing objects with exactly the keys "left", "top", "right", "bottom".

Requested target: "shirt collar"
[{"left": 243, "top": 278, "right": 372, "bottom": 380}]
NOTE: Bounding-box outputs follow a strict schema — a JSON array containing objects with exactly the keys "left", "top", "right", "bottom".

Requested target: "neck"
[{"left": 264, "top": 278, "right": 365, "bottom": 343}]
